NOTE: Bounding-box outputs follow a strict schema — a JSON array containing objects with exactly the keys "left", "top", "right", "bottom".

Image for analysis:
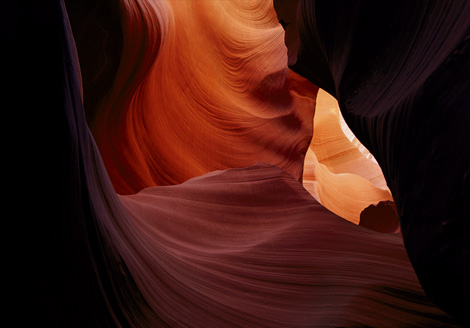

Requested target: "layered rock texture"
[{"left": 10, "top": 0, "right": 468, "bottom": 326}]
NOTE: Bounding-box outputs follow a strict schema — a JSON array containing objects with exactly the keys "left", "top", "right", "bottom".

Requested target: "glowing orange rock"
[
  {"left": 303, "top": 90, "right": 394, "bottom": 224},
  {"left": 90, "top": 0, "right": 394, "bottom": 229},
  {"left": 92, "top": 0, "right": 317, "bottom": 195}
]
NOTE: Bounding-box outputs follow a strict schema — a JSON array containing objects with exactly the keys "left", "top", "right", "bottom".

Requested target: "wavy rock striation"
[
  {"left": 11, "top": 0, "right": 467, "bottom": 327},
  {"left": 84, "top": 0, "right": 317, "bottom": 195},
  {"left": 66, "top": 0, "right": 394, "bottom": 227},
  {"left": 118, "top": 163, "right": 457, "bottom": 327}
]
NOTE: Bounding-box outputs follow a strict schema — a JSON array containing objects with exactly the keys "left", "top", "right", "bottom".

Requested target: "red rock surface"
[{"left": 12, "top": 0, "right": 468, "bottom": 326}]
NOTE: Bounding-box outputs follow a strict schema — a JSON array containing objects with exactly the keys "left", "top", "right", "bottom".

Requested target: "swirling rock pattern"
[
  {"left": 118, "top": 163, "right": 456, "bottom": 327},
  {"left": 87, "top": 0, "right": 318, "bottom": 195},
  {"left": 67, "top": 0, "right": 394, "bottom": 226},
  {"left": 11, "top": 0, "right": 468, "bottom": 327}
]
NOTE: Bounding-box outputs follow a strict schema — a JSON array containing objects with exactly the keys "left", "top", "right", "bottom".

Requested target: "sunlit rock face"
[
  {"left": 70, "top": 0, "right": 394, "bottom": 226},
  {"left": 68, "top": 0, "right": 395, "bottom": 227},
  {"left": 303, "top": 89, "right": 394, "bottom": 224},
  {"left": 84, "top": 0, "right": 318, "bottom": 195},
  {"left": 16, "top": 0, "right": 468, "bottom": 327},
  {"left": 275, "top": 0, "right": 470, "bottom": 324}
]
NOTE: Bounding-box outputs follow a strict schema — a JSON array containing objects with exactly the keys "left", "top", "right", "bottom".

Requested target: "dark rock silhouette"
[{"left": 275, "top": 0, "right": 470, "bottom": 324}]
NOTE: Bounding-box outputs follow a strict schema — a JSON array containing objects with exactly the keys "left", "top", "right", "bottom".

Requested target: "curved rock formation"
[
  {"left": 66, "top": 0, "right": 394, "bottom": 228},
  {"left": 274, "top": 0, "right": 470, "bottom": 324},
  {"left": 12, "top": 0, "right": 467, "bottom": 327},
  {"left": 118, "top": 163, "right": 456, "bottom": 327},
  {"left": 88, "top": 0, "right": 317, "bottom": 195}
]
